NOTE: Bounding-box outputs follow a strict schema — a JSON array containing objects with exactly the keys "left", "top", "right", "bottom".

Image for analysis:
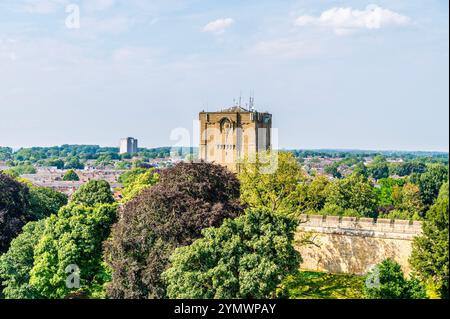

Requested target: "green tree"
[
  {"left": 104, "top": 162, "right": 242, "bottom": 299},
  {"left": 320, "top": 204, "right": 361, "bottom": 217},
  {"left": 410, "top": 182, "right": 449, "bottom": 298},
  {"left": 297, "top": 175, "right": 330, "bottom": 213},
  {"left": 163, "top": 208, "right": 300, "bottom": 299},
  {"left": 353, "top": 162, "right": 368, "bottom": 178},
  {"left": 95, "top": 154, "right": 113, "bottom": 167},
  {"left": 29, "top": 203, "right": 117, "bottom": 298},
  {"left": 120, "top": 153, "right": 132, "bottom": 160},
  {"left": 5, "top": 164, "right": 37, "bottom": 176},
  {"left": 64, "top": 157, "right": 84, "bottom": 170},
  {"left": 0, "top": 173, "right": 30, "bottom": 254},
  {"left": 372, "top": 155, "right": 386, "bottom": 163},
  {"left": 391, "top": 161, "right": 426, "bottom": 177},
  {"left": 374, "top": 178, "right": 405, "bottom": 207},
  {"left": 0, "top": 147, "right": 13, "bottom": 161},
  {"left": 63, "top": 169, "right": 80, "bottom": 181},
  {"left": 28, "top": 186, "right": 68, "bottom": 221},
  {"left": 368, "top": 161, "right": 389, "bottom": 180},
  {"left": 408, "top": 172, "right": 421, "bottom": 185},
  {"left": 417, "top": 164, "right": 448, "bottom": 206},
  {"left": 118, "top": 167, "right": 149, "bottom": 185},
  {"left": 114, "top": 161, "right": 132, "bottom": 170},
  {"left": 0, "top": 220, "right": 46, "bottom": 299},
  {"left": 324, "top": 162, "right": 342, "bottom": 179},
  {"left": 364, "top": 259, "right": 426, "bottom": 299},
  {"left": 239, "top": 151, "right": 305, "bottom": 215},
  {"left": 324, "top": 173, "right": 378, "bottom": 217},
  {"left": 46, "top": 159, "right": 64, "bottom": 170},
  {"left": 390, "top": 183, "right": 424, "bottom": 219},
  {"left": 71, "top": 180, "right": 114, "bottom": 206},
  {"left": 120, "top": 169, "right": 159, "bottom": 202}
]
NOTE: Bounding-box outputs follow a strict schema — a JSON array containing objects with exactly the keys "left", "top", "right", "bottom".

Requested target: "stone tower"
[
  {"left": 119, "top": 137, "right": 138, "bottom": 155},
  {"left": 199, "top": 106, "right": 272, "bottom": 173}
]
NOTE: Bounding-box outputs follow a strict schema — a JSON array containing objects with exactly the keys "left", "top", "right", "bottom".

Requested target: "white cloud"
[
  {"left": 203, "top": 18, "right": 234, "bottom": 34},
  {"left": 295, "top": 4, "right": 411, "bottom": 35}
]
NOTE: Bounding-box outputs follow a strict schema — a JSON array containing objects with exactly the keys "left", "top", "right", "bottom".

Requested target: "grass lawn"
[{"left": 281, "top": 271, "right": 366, "bottom": 299}]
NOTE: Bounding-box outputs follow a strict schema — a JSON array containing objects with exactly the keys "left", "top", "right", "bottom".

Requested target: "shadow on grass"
[{"left": 280, "top": 270, "right": 365, "bottom": 299}]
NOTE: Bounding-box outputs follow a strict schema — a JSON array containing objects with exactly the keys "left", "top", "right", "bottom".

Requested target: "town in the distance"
[{"left": 0, "top": 106, "right": 447, "bottom": 198}]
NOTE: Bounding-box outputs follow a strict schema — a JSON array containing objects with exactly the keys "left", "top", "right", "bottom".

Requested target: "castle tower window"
[{"left": 199, "top": 106, "right": 272, "bottom": 173}]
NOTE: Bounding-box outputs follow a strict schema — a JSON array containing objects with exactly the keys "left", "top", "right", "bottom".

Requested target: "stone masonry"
[
  {"left": 295, "top": 215, "right": 422, "bottom": 276},
  {"left": 199, "top": 106, "right": 272, "bottom": 173}
]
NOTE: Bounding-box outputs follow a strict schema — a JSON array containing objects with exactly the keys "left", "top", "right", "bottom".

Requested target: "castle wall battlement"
[
  {"left": 298, "top": 215, "right": 422, "bottom": 240},
  {"left": 295, "top": 215, "right": 423, "bottom": 275}
]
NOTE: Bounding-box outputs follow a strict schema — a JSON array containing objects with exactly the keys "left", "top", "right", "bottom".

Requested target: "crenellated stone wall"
[{"left": 295, "top": 215, "right": 422, "bottom": 276}]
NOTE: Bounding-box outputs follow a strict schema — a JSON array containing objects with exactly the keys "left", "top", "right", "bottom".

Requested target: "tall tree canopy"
[
  {"left": 387, "top": 183, "right": 424, "bottom": 220},
  {"left": 29, "top": 203, "right": 118, "bottom": 298},
  {"left": 104, "top": 162, "right": 242, "bottom": 299},
  {"left": 296, "top": 175, "right": 330, "bottom": 213},
  {"left": 0, "top": 173, "right": 30, "bottom": 253},
  {"left": 410, "top": 182, "right": 449, "bottom": 299},
  {"left": 323, "top": 173, "right": 378, "bottom": 218},
  {"left": 70, "top": 180, "right": 115, "bottom": 206},
  {"left": 0, "top": 220, "right": 46, "bottom": 299},
  {"left": 353, "top": 162, "right": 369, "bottom": 178},
  {"left": 62, "top": 169, "right": 80, "bottom": 181},
  {"left": 364, "top": 259, "right": 426, "bottom": 299},
  {"left": 368, "top": 160, "right": 389, "bottom": 180},
  {"left": 375, "top": 178, "right": 405, "bottom": 208},
  {"left": 391, "top": 161, "right": 426, "bottom": 177},
  {"left": 119, "top": 168, "right": 159, "bottom": 202},
  {"left": 238, "top": 151, "right": 305, "bottom": 215},
  {"left": 417, "top": 164, "right": 448, "bottom": 206},
  {"left": 118, "top": 167, "right": 150, "bottom": 185},
  {"left": 64, "top": 157, "right": 84, "bottom": 170},
  {"left": 163, "top": 208, "right": 300, "bottom": 299},
  {"left": 28, "top": 186, "right": 68, "bottom": 221}
]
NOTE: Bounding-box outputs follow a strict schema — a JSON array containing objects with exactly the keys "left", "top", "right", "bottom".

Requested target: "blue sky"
[{"left": 0, "top": 0, "right": 448, "bottom": 151}]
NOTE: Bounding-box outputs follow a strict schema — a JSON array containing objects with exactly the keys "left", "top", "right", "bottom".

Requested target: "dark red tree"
[
  {"left": 0, "top": 173, "right": 30, "bottom": 254},
  {"left": 104, "top": 162, "right": 243, "bottom": 298}
]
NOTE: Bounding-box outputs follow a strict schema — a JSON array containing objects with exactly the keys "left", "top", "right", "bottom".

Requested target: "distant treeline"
[
  {"left": 1, "top": 145, "right": 447, "bottom": 168},
  {"left": 0, "top": 145, "right": 197, "bottom": 171},
  {"left": 288, "top": 149, "right": 449, "bottom": 164}
]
